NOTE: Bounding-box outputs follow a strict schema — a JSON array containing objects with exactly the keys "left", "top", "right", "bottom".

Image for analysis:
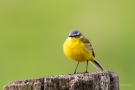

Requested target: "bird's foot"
[{"left": 84, "top": 70, "right": 89, "bottom": 73}]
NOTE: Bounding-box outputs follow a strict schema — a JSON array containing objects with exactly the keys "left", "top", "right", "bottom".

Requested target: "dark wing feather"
[{"left": 80, "top": 36, "right": 95, "bottom": 57}]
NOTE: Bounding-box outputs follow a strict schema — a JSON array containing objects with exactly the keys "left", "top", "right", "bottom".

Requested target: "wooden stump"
[{"left": 3, "top": 71, "right": 119, "bottom": 90}]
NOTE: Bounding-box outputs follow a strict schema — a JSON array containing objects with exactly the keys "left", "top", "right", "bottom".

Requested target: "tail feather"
[{"left": 90, "top": 59, "right": 104, "bottom": 71}]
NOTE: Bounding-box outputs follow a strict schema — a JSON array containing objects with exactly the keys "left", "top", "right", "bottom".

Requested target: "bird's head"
[{"left": 68, "top": 30, "right": 82, "bottom": 38}]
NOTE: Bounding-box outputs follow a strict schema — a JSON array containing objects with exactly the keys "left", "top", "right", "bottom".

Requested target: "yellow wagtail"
[{"left": 63, "top": 30, "right": 104, "bottom": 73}]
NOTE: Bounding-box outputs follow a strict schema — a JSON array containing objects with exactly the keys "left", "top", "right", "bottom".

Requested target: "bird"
[{"left": 63, "top": 30, "right": 104, "bottom": 74}]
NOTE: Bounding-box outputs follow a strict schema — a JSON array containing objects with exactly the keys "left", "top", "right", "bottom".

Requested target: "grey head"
[{"left": 68, "top": 30, "right": 82, "bottom": 38}]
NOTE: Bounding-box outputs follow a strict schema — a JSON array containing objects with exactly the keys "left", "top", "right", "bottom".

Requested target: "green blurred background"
[{"left": 0, "top": 0, "right": 135, "bottom": 90}]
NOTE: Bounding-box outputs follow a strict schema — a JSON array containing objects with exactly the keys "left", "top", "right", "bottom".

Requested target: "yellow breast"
[{"left": 63, "top": 37, "right": 94, "bottom": 62}]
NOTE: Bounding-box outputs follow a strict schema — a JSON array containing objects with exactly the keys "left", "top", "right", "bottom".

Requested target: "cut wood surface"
[{"left": 3, "top": 71, "right": 119, "bottom": 90}]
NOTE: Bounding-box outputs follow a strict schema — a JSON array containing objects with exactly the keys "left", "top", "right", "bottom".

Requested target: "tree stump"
[{"left": 3, "top": 71, "right": 119, "bottom": 90}]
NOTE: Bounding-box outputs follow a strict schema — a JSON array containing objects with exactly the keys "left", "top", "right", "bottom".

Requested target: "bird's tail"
[{"left": 90, "top": 59, "right": 104, "bottom": 71}]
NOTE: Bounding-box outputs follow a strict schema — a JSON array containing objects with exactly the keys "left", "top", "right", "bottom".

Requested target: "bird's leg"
[
  {"left": 85, "top": 60, "right": 89, "bottom": 73},
  {"left": 74, "top": 62, "right": 79, "bottom": 74}
]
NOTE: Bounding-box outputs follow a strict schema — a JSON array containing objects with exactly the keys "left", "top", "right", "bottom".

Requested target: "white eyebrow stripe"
[
  {"left": 77, "top": 32, "right": 80, "bottom": 35},
  {"left": 73, "top": 32, "right": 80, "bottom": 36}
]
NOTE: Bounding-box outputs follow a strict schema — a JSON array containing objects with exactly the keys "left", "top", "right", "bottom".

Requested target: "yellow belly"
[{"left": 63, "top": 38, "right": 94, "bottom": 62}]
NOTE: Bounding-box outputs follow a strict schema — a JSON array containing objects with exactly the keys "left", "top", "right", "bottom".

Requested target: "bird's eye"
[
  {"left": 74, "top": 35, "right": 80, "bottom": 38},
  {"left": 69, "top": 33, "right": 81, "bottom": 38}
]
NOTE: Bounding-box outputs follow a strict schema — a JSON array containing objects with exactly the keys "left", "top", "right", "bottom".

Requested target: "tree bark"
[{"left": 3, "top": 71, "right": 119, "bottom": 90}]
